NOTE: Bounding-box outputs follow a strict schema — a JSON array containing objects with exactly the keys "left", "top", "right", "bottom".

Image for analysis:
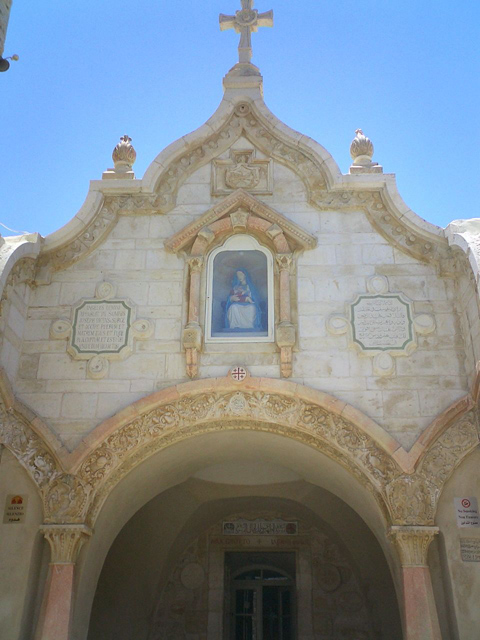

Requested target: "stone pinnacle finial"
[
  {"left": 112, "top": 135, "right": 136, "bottom": 172},
  {"left": 350, "top": 129, "right": 374, "bottom": 164},
  {"left": 349, "top": 129, "right": 383, "bottom": 174},
  {"left": 102, "top": 135, "right": 136, "bottom": 180}
]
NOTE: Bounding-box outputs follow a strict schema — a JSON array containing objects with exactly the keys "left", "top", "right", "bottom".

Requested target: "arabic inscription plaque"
[{"left": 351, "top": 294, "right": 413, "bottom": 351}]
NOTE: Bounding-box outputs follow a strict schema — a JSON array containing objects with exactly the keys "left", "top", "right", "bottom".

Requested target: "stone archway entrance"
[
  {"left": 9, "top": 374, "right": 470, "bottom": 639},
  {"left": 87, "top": 454, "right": 402, "bottom": 640}
]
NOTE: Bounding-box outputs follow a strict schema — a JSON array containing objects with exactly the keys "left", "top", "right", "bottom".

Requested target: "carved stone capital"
[
  {"left": 389, "top": 526, "right": 439, "bottom": 567},
  {"left": 187, "top": 257, "right": 204, "bottom": 273},
  {"left": 40, "top": 524, "right": 92, "bottom": 564},
  {"left": 276, "top": 253, "right": 293, "bottom": 272},
  {"left": 183, "top": 323, "right": 203, "bottom": 351}
]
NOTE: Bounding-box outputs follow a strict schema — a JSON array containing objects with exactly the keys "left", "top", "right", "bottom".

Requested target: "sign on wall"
[
  {"left": 454, "top": 497, "right": 480, "bottom": 528},
  {"left": 3, "top": 494, "right": 28, "bottom": 524},
  {"left": 223, "top": 519, "right": 298, "bottom": 536}
]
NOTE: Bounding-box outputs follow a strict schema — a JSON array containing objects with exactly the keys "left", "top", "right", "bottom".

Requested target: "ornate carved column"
[
  {"left": 275, "top": 254, "right": 295, "bottom": 378},
  {"left": 35, "top": 524, "right": 91, "bottom": 640},
  {"left": 389, "top": 526, "right": 441, "bottom": 640},
  {"left": 183, "top": 257, "right": 204, "bottom": 378}
]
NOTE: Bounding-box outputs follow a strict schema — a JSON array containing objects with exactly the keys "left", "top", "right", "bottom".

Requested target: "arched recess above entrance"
[
  {"left": 85, "top": 472, "right": 403, "bottom": 640},
  {"left": 73, "top": 428, "right": 400, "bottom": 640},
  {"left": 68, "top": 376, "right": 404, "bottom": 529}
]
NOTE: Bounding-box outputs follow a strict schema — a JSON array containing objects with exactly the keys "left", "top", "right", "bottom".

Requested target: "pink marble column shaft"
[
  {"left": 35, "top": 524, "right": 91, "bottom": 640},
  {"left": 36, "top": 563, "right": 75, "bottom": 640},
  {"left": 390, "top": 526, "right": 441, "bottom": 640},
  {"left": 402, "top": 566, "right": 442, "bottom": 640}
]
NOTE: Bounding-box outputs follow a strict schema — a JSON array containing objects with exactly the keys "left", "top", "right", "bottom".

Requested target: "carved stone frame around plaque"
[
  {"left": 50, "top": 281, "right": 153, "bottom": 379},
  {"left": 327, "top": 275, "right": 435, "bottom": 377}
]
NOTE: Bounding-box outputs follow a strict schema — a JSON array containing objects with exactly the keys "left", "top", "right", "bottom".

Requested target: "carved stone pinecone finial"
[
  {"left": 112, "top": 135, "right": 137, "bottom": 173},
  {"left": 349, "top": 129, "right": 382, "bottom": 174},
  {"left": 350, "top": 129, "right": 374, "bottom": 164}
]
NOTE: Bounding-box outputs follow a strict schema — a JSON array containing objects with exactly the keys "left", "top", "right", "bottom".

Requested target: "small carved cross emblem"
[
  {"left": 219, "top": 0, "right": 274, "bottom": 64},
  {"left": 230, "top": 366, "right": 248, "bottom": 381}
]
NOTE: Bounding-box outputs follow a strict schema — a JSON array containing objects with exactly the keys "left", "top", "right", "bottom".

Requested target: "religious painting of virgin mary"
[
  {"left": 209, "top": 248, "right": 269, "bottom": 339},
  {"left": 225, "top": 269, "right": 262, "bottom": 331}
]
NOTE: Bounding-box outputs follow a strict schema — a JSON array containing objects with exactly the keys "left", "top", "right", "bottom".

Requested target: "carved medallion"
[{"left": 212, "top": 149, "right": 272, "bottom": 195}]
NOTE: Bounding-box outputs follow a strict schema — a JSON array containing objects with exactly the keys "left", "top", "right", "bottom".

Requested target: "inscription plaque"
[
  {"left": 71, "top": 300, "right": 131, "bottom": 355},
  {"left": 460, "top": 538, "right": 480, "bottom": 562},
  {"left": 223, "top": 518, "right": 298, "bottom": 536},
  {"left": 351, "top": 295, "right": 413, "bottom": 351}
]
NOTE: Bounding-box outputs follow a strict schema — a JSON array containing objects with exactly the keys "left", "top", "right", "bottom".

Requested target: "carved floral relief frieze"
[
  {"left": 0, "top": 376, "right": 478, "bottom": 529},
  {"left": 0, "top": 401, "right": 90, "bottom": 523},
  {"left": 77, "top": 386, "right": 479, "bottom": 528}
]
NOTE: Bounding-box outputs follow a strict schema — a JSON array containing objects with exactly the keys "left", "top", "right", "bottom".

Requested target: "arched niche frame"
[
  {"left": 205, "top": 234, "right": 275, "bottom": 344},
  {"left": 164, "top": 189, "right": 317, "bottom": 378}
]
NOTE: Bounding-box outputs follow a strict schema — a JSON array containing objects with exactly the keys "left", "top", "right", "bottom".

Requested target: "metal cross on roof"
[{"left": 219, "top": 0, "right": 274, "bottom": 64}]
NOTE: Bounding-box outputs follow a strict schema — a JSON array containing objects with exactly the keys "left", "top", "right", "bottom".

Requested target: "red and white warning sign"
[{"left": 454, "top": 497, "right": 480, "bottom": 528}]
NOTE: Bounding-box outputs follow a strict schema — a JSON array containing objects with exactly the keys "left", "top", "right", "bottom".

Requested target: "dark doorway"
[{"left": 225, "top": 552, "right": 295, "bottom": 640}]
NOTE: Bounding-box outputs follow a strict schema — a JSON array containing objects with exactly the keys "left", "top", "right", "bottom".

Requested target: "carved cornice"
[
  {"left": 389, "top": 526, "right": 439, "bottom": 567},
  {"left": 40, "top": 523, "right": 92, "bottom": 563},
  {"left": 153, "top": 102, "right": 328, "bottom": 216},
  {"left": 38, "top": 194, "right": 159, "bottom": 273},
  {"left": 34, "top": 97, "right": 453, "bottom": 273},
  {"left": 0, "top": 257, "right": 37, "bottom": 311},
  {"left": 313, "top": 190, "right": 450, "bottom": 265}
]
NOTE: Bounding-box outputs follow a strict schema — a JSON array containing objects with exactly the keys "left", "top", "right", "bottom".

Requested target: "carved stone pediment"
[{"left": 164, "top": 188, "right": 316, "bottom": 256}]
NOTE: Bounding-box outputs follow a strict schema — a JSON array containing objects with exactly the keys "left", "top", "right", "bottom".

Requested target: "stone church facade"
[{"left": 1, "top": 4, "right": 480, "bottom": 640}]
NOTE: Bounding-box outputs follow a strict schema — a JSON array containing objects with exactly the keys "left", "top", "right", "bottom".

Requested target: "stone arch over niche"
[{"left": 164, "top": 189, "right": 317, "bottom": 378}]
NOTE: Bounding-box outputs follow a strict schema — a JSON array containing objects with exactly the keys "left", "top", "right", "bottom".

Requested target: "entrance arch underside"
[{"left": 79, "top": 430, "right": 402, "bottom": 640}]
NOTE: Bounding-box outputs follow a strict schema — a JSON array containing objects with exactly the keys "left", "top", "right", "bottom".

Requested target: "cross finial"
[{"left": 219, "top": 0, "right": 274, "bottom": 64}]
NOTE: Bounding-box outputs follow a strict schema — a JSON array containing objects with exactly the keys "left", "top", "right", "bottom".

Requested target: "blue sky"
[{"left": 2, "top": 1, "right": 479, "bottom": 236}]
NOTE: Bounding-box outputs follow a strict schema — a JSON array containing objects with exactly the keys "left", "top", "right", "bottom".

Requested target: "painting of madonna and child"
[{"left": 209, "top": 249, "right": 270, "bottom": 340}]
